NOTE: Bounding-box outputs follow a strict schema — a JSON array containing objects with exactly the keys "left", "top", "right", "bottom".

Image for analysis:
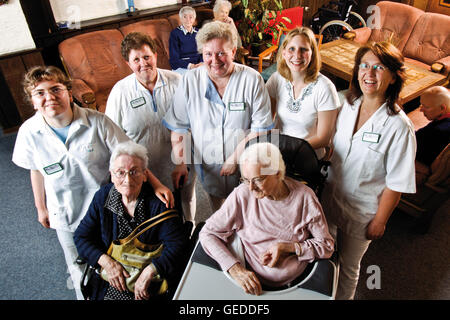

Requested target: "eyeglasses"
[
  {"left": 359, "top": 63, "right": 386, "bottom": 72},
  {"left": 31, "top": 86, "right": 68, "bottom": 98},
  {"left": 239, "top": 175, "right": 268, "bottom": 187},
  {"left": 112, "top": 168, "right": 143, "bottom": 180}
]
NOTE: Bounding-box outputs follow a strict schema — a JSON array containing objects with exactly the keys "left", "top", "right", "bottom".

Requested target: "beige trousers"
[{"left": 329, "top": 223, "right": 372, "bottom": 300}]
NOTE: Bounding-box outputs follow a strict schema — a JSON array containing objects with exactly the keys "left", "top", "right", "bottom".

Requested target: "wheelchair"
[
  {"left": 310, "top": 0, "right": 366, "bottom": 44},
  {"left": 76, "top": 177, "right": 199, "bottom": 300},
  {"left": 173, "top": 133, "right": 339, "bottom": 300}
]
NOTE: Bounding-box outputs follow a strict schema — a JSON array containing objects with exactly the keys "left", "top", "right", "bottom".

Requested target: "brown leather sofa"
[
  {"left": 58, "top": 9, "right": 213, "bottom": 112},
  {"left": 344, "top": 1, "right": 450, "bottom": 79},
  {"left": 397, "top": 143, "right": 450, "bottom": 233}
]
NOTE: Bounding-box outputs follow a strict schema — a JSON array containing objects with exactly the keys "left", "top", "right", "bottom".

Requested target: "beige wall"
[
  {"left": 0, "top": 0, "right": 35, "bottom": 56},
  {"left": 49, "top": 0, "right": 179, "bottom": 24}
]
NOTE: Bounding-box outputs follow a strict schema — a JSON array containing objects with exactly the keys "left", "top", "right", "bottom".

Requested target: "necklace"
[{"left": 285, "top": 79, "right": 317, "bottom": 113}]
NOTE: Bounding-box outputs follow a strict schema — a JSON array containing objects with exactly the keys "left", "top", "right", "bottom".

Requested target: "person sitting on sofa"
[
  {"left": 169, "top": 6, "right": 203, "bottom": 74},
  {"left": 415, "top": 86, "right": 450, "bottom": 185}
]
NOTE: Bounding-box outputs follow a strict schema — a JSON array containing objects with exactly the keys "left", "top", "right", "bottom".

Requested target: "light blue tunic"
[{"left": 163, "top": 64, "right": 274, "bottom": 198}]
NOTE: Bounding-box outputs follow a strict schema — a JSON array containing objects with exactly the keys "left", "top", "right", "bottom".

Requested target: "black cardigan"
[{"left": 74, "top": 182, "right": 188, "bottom": 299}]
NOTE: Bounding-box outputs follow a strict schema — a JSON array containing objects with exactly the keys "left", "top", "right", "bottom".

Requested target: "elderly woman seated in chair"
[
  {"left": 74, "top": 141, "right": 187, "bottom": 300},
  {"left": 199, "top": 142, "right": 334, "bottom": 295}
]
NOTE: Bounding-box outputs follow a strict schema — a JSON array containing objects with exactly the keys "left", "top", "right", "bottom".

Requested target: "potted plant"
[{"left": 232, "top": 0, "right": 291, "bottom": 55}]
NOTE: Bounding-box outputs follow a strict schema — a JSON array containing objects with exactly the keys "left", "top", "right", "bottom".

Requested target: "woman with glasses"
[
  {"left": 321, "top": 42, "right": 417, "bottom": 299},
  {"left": 199, "top": 142, "right": 334, "bottom": 295},
  {"left": 74, "top": 141, "right": 187, "bottom": 300},
  {"left": 12, "top": 66, "right": 173, "bottom": 300},
  {"left": 266, "top": 27, "right": 340, "bottom": 160}
]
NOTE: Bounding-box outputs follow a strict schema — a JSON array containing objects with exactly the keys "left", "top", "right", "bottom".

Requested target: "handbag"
[{"left": 100, "top": 209, "right": 179, "bottom": 294}]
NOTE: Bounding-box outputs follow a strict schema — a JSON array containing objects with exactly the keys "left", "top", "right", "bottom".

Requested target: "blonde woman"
[
  {"left": 163, "top": 21, "right": 273, "bottom": 214},
  {"left": 266, "top": 27, "right": 340, "bottom": 159}
]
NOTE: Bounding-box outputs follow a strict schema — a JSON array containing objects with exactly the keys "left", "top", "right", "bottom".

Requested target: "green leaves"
[{"left": 234, "top": 0, "right": 289, "bottom": 50}]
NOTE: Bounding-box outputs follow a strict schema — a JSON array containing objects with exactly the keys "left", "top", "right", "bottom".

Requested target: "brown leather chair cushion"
[
  {"left": 367, "top": 1, "right": 424, "bottom": 52},
  {"left": 59, "top": 29, "right": 131, "bottom": 112},
  {"left": 402, "top": 13, "right": 450, "bottom": 68}
]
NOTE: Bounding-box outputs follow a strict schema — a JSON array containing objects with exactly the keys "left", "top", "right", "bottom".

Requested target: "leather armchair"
[
  {"left": 343, "top": 1, "right": 450, "bottom": 78},
  {"left": 59, "top": 10, "right": 214, "bottom": 113}
]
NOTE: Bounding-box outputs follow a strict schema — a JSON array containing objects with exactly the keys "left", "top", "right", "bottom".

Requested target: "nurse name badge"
[{"left": 362, "top": 132, "right": 381, "bottom": 143}]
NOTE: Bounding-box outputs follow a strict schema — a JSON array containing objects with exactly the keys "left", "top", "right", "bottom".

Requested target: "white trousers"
[
  {"left": 56, "top": 229, "right": 85, "bottom": 300},
  {"left": 329, "top": 223, "right": 372, "bottom": 300},
  {"left": 180, "top": 173, "right": 197, "bottom": 225}
]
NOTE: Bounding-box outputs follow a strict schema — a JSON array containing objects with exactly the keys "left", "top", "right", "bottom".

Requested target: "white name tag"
[
  {"left": 362, "top": 132, "right": 381, "bottom": 143},
  {"left": 130, "top": 97, "right": 146, "bottom": 109},
  {"left": 228, "top": 102, "right": 245, "bottom": 111},
  {"left": 43, "top": 163, "right": 63, "bottom": 175}
]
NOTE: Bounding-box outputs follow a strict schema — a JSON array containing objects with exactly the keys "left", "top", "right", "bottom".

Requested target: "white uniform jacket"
[
  {"left": 105, "top": 69, "right": 184, "bottom": 188},
  {"left": 322, "top": 97, "right": 416, "bottom": 239},
  {"left": 12, "top": 105, "right": 129, "bottom": 232},
  {"left": 163, "top": 64, "right": 274, "bottom": 198}
]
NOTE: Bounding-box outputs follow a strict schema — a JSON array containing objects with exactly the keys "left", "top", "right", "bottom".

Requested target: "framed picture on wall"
[{"left": 439, "top": 0, "right": 450, "bottom": 8}]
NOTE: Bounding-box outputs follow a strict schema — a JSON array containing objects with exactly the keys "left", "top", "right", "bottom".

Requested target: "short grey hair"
[
  {"left": 239, "top": 142, "right": 286, "bottom": 179},
  {"left": 109, "top": 141, "right": 148, "bottom": 171},
  {"left": 213, "top": 0, "right": 232, "bottom": 13},
  {"left": 196, "top": 21, "right": 237, "bottom": 52},
  {"left": 179, "top": 6, "right": 196, "bottom": 18}
]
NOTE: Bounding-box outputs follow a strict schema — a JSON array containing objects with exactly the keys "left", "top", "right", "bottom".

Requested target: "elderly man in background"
[{"left": 414, "top": 86, "right": 450, "bottom": 185}]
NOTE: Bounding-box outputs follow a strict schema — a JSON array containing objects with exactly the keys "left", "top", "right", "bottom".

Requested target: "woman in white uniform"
[
  {"left": 106, "top": 32, "right": 197, "bottom": 223},
  {"left": 266, "top": 27, "right": 340, "bottom": 159},
  {"left": 322, "top": 42, "right": 416, "bottom": 299},
  {"left": 163, "top": 21, "right": 273, "bottom": 214},
  {"left": 12, "top": 66, "right": 172, "bottom": 299}
]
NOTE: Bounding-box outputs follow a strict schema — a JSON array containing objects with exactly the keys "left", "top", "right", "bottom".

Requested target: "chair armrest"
[
  {"left": 235, "top": 47, "right": 250, "bottom": 65},
  {"left": 423, "top": 182, "right": 448, "bottom": 194},
  {"left": 431, "top": 62, "right": 444, "bottom": 73},
  {"left": 427, "top": 143, "right": 450, "bottom": 188},
  {"left": 350, "top": 27, "right": 372, "bottom": 44},
  {"left": 258, "top": 45, "right": 279, "bottom": 73},
  {"left": 343, "top": 31, "right": 355, "bottom": 40},
  {"left": 71, "top": 79, "right": 98, "bottom": 110},
  {"left": 431, "top": 56, "right": 450, "bottom": 75}
]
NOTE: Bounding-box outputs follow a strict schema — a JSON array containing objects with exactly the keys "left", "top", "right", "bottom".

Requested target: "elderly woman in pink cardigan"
[{"left": 199, "top": 142, "right": 334, "bottom": 295}]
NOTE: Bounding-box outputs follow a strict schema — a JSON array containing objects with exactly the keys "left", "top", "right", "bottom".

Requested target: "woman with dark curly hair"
[{"left": 321, "top": 41, "right": 417, "bottom": 299}]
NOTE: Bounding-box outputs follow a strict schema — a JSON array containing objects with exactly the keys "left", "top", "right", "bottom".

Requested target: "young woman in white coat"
[{"left": 322, "top": 42, "right": 416, "bottom": 299}]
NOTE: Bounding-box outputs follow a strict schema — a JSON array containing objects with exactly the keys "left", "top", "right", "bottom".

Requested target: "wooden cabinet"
[{"left": 0, "top": 49, "right": 44, "bottom": 133}]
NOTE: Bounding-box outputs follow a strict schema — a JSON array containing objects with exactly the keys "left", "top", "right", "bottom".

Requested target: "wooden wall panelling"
[
  {"left": 0, "top": 57, "right": 29, "bottom": 122},
  {"left": 0, "top": 50, "right": 44, "bottom": 130},
  {"left": 426, "top": 0, "right": 450, "bottom": 15},
  {"left": 0, "top": 70, "right": 22, "bottom": 133}
]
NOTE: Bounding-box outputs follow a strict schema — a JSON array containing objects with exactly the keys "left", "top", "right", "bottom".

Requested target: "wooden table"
[{"left": 320, "top": 39, "right": 447, "bottom": 105}]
